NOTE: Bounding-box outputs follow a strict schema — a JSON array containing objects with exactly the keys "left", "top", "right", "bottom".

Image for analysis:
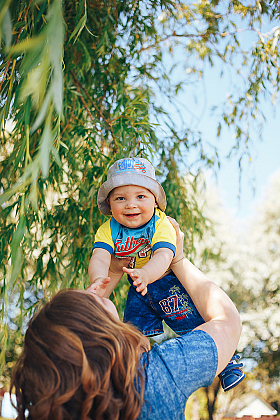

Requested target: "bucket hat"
[{"left": 97, "top": 158, "right": 166, "bottom": 215}]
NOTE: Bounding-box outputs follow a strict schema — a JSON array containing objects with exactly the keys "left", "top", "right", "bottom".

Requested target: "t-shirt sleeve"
[
  {"left": 92, "top": 219, "right": 114, "bottom": 255},
  {"left": 139, "top": 330, "right": 218, "bottom": 419},
  {"left": 153, "top": 330, "right": 218, "bottom": 395},
  {"left": 151, "top": 210, "right": 176, "bottom": 256}
]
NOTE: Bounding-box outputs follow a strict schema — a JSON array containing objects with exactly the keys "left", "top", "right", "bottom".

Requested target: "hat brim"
[{"left": 97, "top": 174, "right": 166, "bottom": 215}]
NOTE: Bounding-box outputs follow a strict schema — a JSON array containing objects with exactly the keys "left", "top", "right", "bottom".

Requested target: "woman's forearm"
[{"left": 171, "top": 257, "right": 242, "bottom": 375}]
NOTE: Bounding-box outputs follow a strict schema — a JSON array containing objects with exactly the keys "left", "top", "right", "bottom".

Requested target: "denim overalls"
[{"left": 124, "top": 271, "right": 205, "bottom": 336}]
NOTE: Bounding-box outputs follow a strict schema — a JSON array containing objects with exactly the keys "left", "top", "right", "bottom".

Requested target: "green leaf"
[
  {"left": 69, "top": 13, "right": 87, "bottom": 44},
  {"left": 31, "top": 89, "right": 52, "bottom": 133},
  {"left": 0, "top": 0, "right": 12, "bottom": 26},
  {"left": 48, "top": 0, "right": 64, "bottom": 115},
  {"left": 10, "top": 215, "right": 25, "bottom": 264},
  {"left": 10, "top": 34, "right": 45, "bottom": 55},
  {"left": 1, "top": 7, "right": 12, "bottom": 47},
  {"left": 40, "top": 122, "right": 52, "bottom": 178}
]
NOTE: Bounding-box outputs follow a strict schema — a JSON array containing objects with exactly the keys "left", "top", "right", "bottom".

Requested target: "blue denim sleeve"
[{"left": 138, "top": 330, "right": 218, "bottom": 420}]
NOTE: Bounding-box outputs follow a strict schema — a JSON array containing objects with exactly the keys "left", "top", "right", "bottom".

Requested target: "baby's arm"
[
  {"left": 89, "top": 249, "right": 133, "bottom": 298},
  {"left": 123, "top": 247, "right": 173, "bottom": 296},
  {"left": 88, "top": 248, "right": 111, "bottom": 295}
]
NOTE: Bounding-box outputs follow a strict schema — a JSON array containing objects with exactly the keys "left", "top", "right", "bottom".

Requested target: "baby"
[
  {"left": 89, "top": 157, "right": 176, "bottom": 296},
  {"left": 89, "top": 157, "right": 245, "bottom": 391}
]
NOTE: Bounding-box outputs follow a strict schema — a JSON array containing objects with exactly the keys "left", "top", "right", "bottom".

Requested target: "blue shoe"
[{"left": 219, "top": 355, "right": 245, "bottom": 392}]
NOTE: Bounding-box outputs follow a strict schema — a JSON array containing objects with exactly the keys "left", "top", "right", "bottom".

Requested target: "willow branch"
[{"left": 70, "top": 70, "right": 118, "bottom": 152}]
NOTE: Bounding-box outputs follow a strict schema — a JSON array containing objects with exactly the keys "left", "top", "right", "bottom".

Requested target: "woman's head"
[{"left": 11, "top": 289, "right": 145, "bottom": 420}]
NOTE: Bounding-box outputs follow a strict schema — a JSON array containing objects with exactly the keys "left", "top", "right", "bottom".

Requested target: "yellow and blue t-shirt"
[{"left": 93, "top": 209, "right": 176, "bottom": 269}]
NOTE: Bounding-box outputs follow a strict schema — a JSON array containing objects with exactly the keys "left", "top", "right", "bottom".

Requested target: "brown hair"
[{"left": 11, "top": 289, "right": 146, "bottom": 420}]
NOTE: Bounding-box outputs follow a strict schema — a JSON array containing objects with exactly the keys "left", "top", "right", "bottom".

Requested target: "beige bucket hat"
[{"left": 97, "top": 158, "right": 166, "bottom": 216}]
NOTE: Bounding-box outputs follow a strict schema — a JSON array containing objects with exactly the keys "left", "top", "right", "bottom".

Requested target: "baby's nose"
[{"left": 126, "top": 200, "right": 137, "bottom": 208}]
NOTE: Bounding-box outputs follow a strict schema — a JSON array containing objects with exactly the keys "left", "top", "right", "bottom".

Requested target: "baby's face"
[{"left": 107, "top": 185, "right": 157, "bottom": 228}]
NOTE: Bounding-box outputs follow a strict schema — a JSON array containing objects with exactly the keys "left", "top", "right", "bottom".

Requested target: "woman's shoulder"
[
  {"left": 139, "top": 330, "right": 218, "bottom": 419},
  {"left": 150, "top": 330, "right": 218, "bottom": 374}
]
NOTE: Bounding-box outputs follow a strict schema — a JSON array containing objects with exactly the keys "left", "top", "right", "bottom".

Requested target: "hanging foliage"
[{"left": 0, "top": 0, "right": 279, "bottom": 380}]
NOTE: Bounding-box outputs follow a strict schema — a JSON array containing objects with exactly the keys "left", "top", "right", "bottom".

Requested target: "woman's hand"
[{"left": 167, "top": 216, "right": 185, "bottom": 265}]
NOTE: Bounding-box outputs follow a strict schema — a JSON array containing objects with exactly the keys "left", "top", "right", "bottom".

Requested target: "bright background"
[{"left": 177, "top": 64, "right": 280, "bottom": 226}]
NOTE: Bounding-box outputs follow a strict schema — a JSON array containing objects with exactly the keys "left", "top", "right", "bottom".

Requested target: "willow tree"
[{"left": 0, "top": 0, "right": 279, "bottom": 380}]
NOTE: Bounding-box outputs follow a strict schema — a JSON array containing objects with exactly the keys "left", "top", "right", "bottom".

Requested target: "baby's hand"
[
  {"left": 91, "top": 277, "right": 111, "bottom": 297},
  {"left": 123, "top": 267, "right": 149, "bottom": 296}
]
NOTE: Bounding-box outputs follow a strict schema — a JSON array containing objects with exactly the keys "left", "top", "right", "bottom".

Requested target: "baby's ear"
[
  {"left": 106, "top": 197, "right": 112, "bottom": 213},
  {"left": 106, "top": 197, "right": 112, "bottom": 210}
]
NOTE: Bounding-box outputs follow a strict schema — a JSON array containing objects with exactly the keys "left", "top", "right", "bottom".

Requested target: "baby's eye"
[
  {"left": 137, "top": 194, "right": 145, "bottom": 199},
  {"left": 116, "top": 196, "right": 125, "bottom": 201}
]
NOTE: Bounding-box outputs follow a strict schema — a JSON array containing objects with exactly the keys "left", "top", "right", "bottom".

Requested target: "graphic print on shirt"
[
  {"left": 158, "top": 285, "right": 194, "bottom": 321},
  {"left": 121, "top": 243, "right": 152, "bottom": 269},
  {"left": 114, "top": 236, "right": 151, "bottom": 257}
]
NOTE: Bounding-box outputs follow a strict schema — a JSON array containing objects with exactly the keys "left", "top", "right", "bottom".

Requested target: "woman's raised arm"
[{"left": 168, "top": 218, "right": 242, "bottom": 376}]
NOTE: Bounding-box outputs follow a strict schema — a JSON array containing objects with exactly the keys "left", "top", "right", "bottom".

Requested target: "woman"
[{"left": 11, "top": 220, "right": 242, "bottom": 420}]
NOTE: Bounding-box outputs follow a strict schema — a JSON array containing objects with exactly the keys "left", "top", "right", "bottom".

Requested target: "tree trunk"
[{"left": 205, "top": 378, "right": 221, "bottom": 420}]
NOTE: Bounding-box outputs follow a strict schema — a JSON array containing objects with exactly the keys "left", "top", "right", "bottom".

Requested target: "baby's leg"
[
  {"left": 146, "top": 272, "right": 205, "bottom": 335},
  {"left": 124, "top": 284, "right": 164, "bottom": 337}
]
